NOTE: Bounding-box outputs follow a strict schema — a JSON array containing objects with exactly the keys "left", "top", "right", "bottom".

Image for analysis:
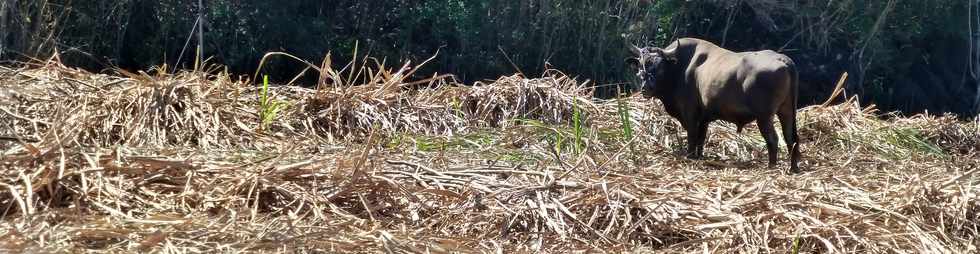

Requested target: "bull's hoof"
[
  {"left": 686, "top": 154, "right": 704, "bottom": 160},
  {"left": 788, "top": 166, "right": 801, "bottom": 174}
]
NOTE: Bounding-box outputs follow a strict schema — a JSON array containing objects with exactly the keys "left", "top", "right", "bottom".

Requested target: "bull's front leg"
[
  {"left": 685, "top": 128, "right": 699, "bottom": 159},
  {"left": 685, "top": 120, "right": 705, "bottom": 160},
  {"left": 694, "top": 120, "right": 710, "bottom": 158}
]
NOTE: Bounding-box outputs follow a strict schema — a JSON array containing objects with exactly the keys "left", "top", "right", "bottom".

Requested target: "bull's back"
[
  {"left": 737, "top": 51, "right": 795, "bottom": 115},
  {"left": 695, "top": 49, "right": 794, "bottom": 123},
  {"left": 740, "top": 51, "right": 794, "bottom": 93}
]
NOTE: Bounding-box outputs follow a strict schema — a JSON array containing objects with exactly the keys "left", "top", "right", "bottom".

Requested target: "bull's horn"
[
  {"left": 648, "top": 47, "right": 664, "bottom": 55},
  {"left": 623, "top": 34, "right": 642, "bottom": 55},
  {"left": 658, "top": 46, "right": 678, "bottom": 61}
]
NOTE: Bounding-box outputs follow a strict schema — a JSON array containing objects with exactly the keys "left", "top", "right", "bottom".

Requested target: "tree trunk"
[
  {"left": 970, "top": 0, "right": 980, "bottom": 114},
  {"left": 27, "top": 0, "right": 45, "bottom": 57},
  {"left": 0, "top": 0, "right": 9, "bottom": 58},
  {"left": 196, "top": 0, "right": 204, "bottom": 70},
  {"left": 974, "top": 0, "right": 980, "bottom": 114}
]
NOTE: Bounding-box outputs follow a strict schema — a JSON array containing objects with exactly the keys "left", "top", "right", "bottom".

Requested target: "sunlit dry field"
[{"left": 1, "top": 59, "right": 978, "bottom": 253}]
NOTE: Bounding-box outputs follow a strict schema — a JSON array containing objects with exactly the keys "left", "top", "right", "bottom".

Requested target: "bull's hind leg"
[{"left": 757, "top": 117, "right": 779, "bottom": 169}]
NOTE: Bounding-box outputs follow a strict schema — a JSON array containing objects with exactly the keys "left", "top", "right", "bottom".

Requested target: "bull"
[{"left": 626, "top": 38, "right": 801, "bottom": 173}]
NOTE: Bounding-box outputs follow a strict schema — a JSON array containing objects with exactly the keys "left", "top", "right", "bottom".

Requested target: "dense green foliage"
[{"left": 1, "top": 0, "right": 978, "bottom": 115}]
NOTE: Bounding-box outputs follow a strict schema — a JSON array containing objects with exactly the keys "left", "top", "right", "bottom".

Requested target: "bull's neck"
[
  {"left": 655, "top": 84, "right": 701, "bottom": 124},
  {"left": 655, "top": 92, "right": 683, "bottom": 120}
]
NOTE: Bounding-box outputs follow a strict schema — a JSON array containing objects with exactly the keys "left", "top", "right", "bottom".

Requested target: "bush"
[{"left": 1, "top": 0, "right": 977, "bottom": 116}]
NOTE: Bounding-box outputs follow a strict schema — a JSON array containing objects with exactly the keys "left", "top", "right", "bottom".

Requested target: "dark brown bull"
[{"left": 626, "top": 38, "right": 801, "bottom": 173}]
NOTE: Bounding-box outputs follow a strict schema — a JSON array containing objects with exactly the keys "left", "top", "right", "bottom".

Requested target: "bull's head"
[{"left": 626, "top": 44, "right": 677, "bottom": 99}]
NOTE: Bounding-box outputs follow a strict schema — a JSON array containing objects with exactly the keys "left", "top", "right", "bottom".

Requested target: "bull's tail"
[
  {"left": 788, "top": 59, "right": 801, "bottom": 172},
  {"left": 791, "top": 63, "right": 800, "bottom": 171},
  {"left": 778, "top": 56, "right": 801, "bottom": 173}
]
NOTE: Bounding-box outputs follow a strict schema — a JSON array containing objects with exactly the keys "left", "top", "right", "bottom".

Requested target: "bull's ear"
[{"left": 625, "top": 57, "right": 640, "bottom": 69}]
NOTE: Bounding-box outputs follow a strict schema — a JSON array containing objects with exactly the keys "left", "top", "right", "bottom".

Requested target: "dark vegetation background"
[{"left": 2, "top": 0, "right": 979, "bottom": 117}]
